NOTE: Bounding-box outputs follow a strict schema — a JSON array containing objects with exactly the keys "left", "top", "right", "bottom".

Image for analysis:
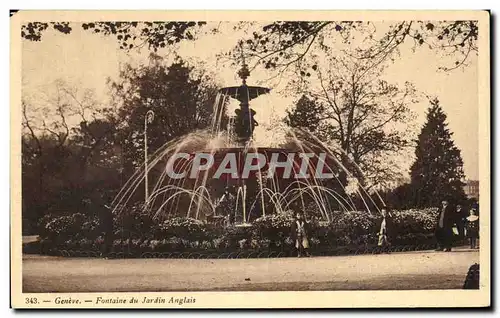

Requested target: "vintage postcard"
[{"left": 10, "top": 10, "right": 490, "bottom": 308}]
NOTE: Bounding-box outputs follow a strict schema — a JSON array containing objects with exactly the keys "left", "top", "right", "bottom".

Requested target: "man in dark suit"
[{"left": 435, "top": 199, "right": 455, "bottom": 252}]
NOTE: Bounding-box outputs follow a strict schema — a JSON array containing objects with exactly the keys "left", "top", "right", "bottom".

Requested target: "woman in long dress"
[{"left": 291, "top": 213, "right": 310, "bottom": 257}]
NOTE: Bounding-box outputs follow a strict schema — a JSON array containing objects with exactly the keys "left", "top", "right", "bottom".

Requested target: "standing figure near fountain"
[
  {"left": 216, "top": 187, "right": 235, "bottom": 226},
  {"left": 376, "top": 206, "right": 394, "bottom": 253},
  {"left": 100, "top": 195, "right": 114, "bottom": 259},
  {"left": 466, "top": 208, "right": 479, "bottom": 249},
  {"left": 291, "top": 213, "right": 311, "bottom": 257},
  {"left": 435, "top": 199, "right": 454, "bottom": 252}
]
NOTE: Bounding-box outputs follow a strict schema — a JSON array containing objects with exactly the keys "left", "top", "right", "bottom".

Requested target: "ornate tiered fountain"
[
  {"left": 110, "top": 53, "right": 381, "bottom": 227},
  {"left": 218, "top": 55, "right": 270, "bottom": 143},
  {"left": 209, "top": 57, "right": 278, "bottom": 225}
]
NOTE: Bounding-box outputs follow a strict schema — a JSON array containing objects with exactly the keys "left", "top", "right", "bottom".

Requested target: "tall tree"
[
  {"left": 285, "top": 55, "right": 416, "bottom": 189},
  {"left": 409, "top": 98, "right": 467, "bottom": 207},
  {"left": 108, "top": 54, "right": 220, "bottom": 172},
  {"left": 21, "top": 57, "right": 223, "bottom": 233},
  {"left": 21, "top": 81, "right": 121, "bottom": 233}
]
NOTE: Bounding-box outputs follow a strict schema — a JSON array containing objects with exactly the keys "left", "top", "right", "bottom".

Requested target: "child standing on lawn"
[
  {"left": 291, "top": 213, "right": 311, "bottom": 257},
  {"left": 466, "top": 208, "right": 479, "bottom": 249}
]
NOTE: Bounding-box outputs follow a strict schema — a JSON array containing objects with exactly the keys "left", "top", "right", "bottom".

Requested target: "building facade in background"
[{"left": 464, "top": 180, "right": 479, "bottom": 200}]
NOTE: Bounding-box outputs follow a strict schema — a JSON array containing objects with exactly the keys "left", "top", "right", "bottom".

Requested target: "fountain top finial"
[
  {"left": 217, "top": 41, "right": 270, "bottom": 101},
  {"left": 237, "top": 41, "right": 250, "bottom": 85}
]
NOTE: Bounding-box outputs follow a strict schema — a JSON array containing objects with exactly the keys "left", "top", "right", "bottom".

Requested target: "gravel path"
[{"left": 22, "top": 249, "right": 479, "bottom": 292}]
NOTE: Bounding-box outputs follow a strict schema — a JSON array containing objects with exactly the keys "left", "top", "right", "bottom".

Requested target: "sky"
[{"left": 21, "top": 22, "right": 479, "bottom": 181}]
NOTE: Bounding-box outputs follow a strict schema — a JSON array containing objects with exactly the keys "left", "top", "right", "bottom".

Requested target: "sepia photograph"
[{"left": 10, "top": 10, "right": 490, "bottom": 308}]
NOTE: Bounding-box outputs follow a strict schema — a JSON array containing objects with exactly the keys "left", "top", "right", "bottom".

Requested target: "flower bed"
[{"left": 32, "top": 208, "right": 439, "bottom": 257}]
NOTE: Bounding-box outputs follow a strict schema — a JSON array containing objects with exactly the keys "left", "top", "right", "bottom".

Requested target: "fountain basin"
[{"left": 218, "top": 85, "right": 270, "bottom": 101}]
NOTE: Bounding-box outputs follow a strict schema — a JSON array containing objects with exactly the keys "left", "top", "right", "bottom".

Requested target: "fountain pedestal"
[{"left": 218, "top": 55, "right": 270, "bottom": 143}]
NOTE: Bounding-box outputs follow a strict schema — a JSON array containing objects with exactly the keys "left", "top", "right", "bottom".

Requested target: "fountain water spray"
[{"left": 111, "top": 48, "right": 384, "bottom": 227}]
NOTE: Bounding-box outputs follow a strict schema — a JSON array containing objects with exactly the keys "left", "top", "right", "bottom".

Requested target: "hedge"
[{"left": 29, "top": 208, "right": 440, "bottom": 257}]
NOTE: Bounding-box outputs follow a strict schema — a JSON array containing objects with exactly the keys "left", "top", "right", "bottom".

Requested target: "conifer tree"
[{"left": 410, "top": 98, "right": 467, "bottom": 207}]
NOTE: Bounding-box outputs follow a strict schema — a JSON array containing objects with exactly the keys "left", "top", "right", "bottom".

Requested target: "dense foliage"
[
  {"left": 32, "top": 208, "right": 439, "bottom": 257},
  {"left": 21, "top": 20, "right": 476, "bottom": 241},
  {"left": 22, "top": 21, "right": 207, "bottom": 50},
  {"left": 240, "top": 20, "right": 478, "bottom": 73},
  {"left": 21, "top": 57, "right": 220, "bottom": 234}
]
